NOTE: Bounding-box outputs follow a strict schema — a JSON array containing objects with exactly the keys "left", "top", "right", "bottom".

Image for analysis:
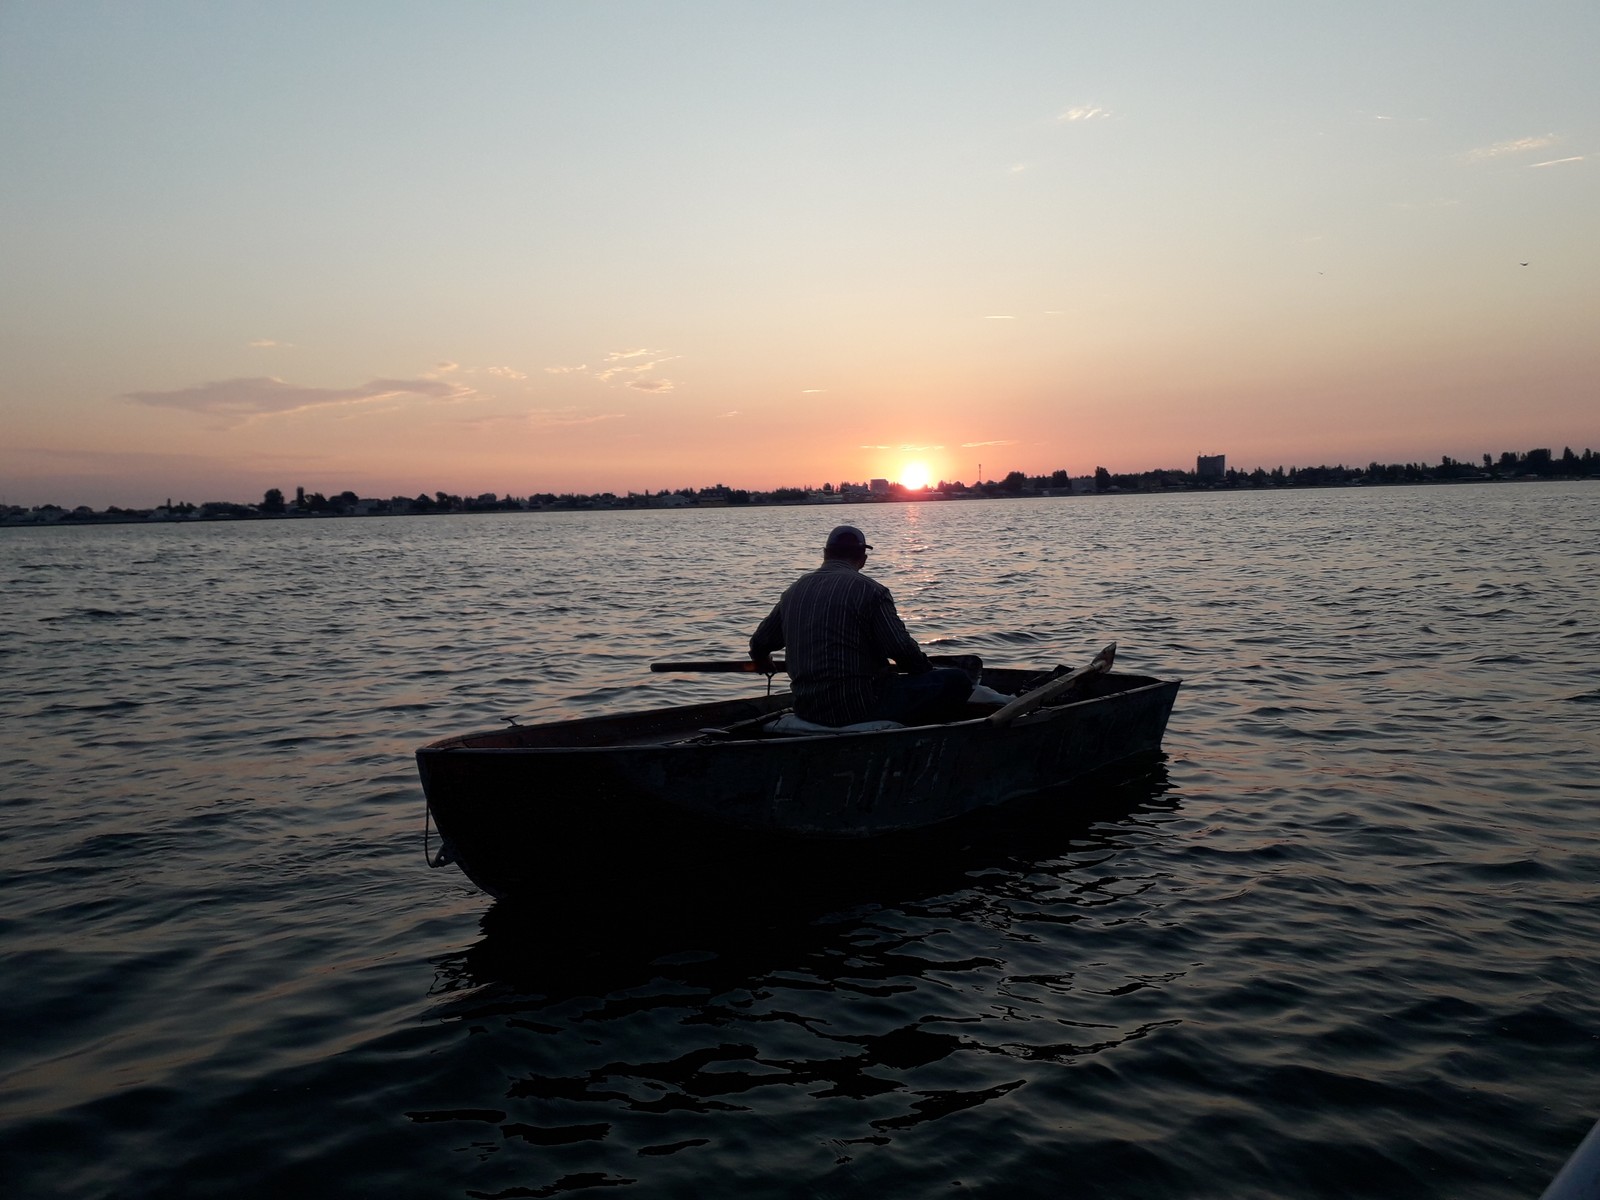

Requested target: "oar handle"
[{"left": 650, "top": 660, "right": 788, "bottom": 674}]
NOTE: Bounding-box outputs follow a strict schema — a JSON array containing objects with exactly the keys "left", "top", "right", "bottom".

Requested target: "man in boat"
[{"left": 749, "top": 524, "right": 973, "bottom": 727}]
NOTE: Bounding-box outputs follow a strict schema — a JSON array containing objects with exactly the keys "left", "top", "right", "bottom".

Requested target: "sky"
[{"left": 2, "top": 1, "right": 1597, "bottom": 508}]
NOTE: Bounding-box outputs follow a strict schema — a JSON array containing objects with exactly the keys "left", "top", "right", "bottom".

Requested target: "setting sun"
[{"left": 899, "top": 462, "right": 931, "bottom": 491}]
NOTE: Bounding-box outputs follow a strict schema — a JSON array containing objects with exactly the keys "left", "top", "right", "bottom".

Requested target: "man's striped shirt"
[{"left": 749, "top": 560, "right": 931, "bottom": 725}]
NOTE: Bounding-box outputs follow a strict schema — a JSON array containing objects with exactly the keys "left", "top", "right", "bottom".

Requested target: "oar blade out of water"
[{"left": 986, "top": 643, "right": 1116, "bottom": 727}]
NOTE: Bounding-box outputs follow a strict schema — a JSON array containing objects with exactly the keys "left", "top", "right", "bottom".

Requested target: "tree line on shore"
[
  {"left": 1095, "top": 446, "right": 1600, "bottom": 493},
  {"left": 5, "top": 446, "right": 1597, "bottom": 524}
]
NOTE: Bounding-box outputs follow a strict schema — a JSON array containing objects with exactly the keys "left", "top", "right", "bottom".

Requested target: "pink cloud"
[{"left": 124, "top": 376, "right": 474, "bottom": 420}]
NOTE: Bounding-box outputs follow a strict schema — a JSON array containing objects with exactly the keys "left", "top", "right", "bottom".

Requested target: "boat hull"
[{"left": 418, "top": 670, "right": 1178, "bottom": 900}]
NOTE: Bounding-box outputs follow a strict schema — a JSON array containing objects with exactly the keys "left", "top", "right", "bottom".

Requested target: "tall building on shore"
[{"left": 1197, "top": 454, "right": 1226, "bottom": 480}]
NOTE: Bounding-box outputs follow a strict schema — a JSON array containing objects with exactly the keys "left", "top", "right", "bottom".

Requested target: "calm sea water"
[{"left": 2, "top": 485, "right": 1598, "bottom": 1200}]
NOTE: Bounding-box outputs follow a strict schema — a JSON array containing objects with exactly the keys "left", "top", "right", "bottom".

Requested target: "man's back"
[{"left": 750, "top": 560, "right": 930, "bottom": 725}]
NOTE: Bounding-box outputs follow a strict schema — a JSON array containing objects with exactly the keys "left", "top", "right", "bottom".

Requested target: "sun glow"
[{"left": 899, "top": 462, "right": 931, "bottom": 490}]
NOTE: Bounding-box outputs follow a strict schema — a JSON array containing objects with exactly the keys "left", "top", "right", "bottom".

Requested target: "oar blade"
[{"left": 986, "top": 643, "right": 1116, "bottom": 727}]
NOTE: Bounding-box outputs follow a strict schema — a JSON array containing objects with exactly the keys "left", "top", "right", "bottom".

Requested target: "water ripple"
[{"left": 2, "top": 486, "right": 1599, "bottom": 1198}]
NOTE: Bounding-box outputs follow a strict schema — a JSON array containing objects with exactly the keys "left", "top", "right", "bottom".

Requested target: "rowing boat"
[{"left": 417, "top": 647, "right": 1179, "bottom": 900}]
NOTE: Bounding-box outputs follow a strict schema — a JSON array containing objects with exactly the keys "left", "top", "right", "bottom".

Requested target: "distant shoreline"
[{"left": 4, "top": 468, "right": 1595, "bottom": 528}]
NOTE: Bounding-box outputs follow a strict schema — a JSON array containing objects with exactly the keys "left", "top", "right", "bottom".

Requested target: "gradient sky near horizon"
[{"left": 3, "top": 1, "right": 1597, "bottom": 508}]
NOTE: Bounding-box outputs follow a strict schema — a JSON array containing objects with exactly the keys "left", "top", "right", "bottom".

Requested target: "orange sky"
[{"left": 2, "top": 4, "right": 1596, "bottom": 508}]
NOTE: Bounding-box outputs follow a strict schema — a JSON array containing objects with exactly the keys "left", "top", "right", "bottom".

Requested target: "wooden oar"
[
  {"left": 986, "top": 643, "right": 1116, "bottom": 727},
  {"left": 650, "top": 653, "right": 978, "bottom": 676},
  {"left": 651, "top": 660, "right": 788, "bottom": 673}
]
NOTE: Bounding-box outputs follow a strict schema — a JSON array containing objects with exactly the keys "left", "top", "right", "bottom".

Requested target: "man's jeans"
[{"left": 871, "top": 667, "right": 972, "bottom": 725}]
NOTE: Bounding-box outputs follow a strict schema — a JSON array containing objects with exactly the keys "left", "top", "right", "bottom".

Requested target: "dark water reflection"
[
  {"left": 447, "top": 762, "right": 1176, "bottom": 1001},
  {"left": 417, "top": 767, "right": 1183, "bottom": 1197},
  {"left": 3, "top": 485, "right": 1599, "bottom": 1199}
]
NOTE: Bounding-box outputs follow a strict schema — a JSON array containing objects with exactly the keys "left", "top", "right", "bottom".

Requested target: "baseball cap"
[{"left": 824, "top": 524, "right": 873, "bottom": 553}]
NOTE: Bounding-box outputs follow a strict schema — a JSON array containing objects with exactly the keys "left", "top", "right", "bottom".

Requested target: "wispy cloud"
[
  {"left": 860, "top": 443, "right": 945, "bottom": 452},
  {"left": 248, "top": 339, "right": 291, "bottom": 349},
  {"left": 1059, "top": 105, "right": 1110, "bottom": 122},
  {"left": 530, "top": 410, "right": 625, "bottom": 428},
  {"left": 596, "top": 355, "right": 680, "bottom": 383},
  {"left": 423, "top": 360, "right": 532, "bottom": 384},
  {"left": 1530, "top": 155, "right": 1584, "bottom": 168},
  {"left": 465, "top": 408, "right": 627, "bottom": 431},
  {"left": 544, "top": 346, "right": 683, "bottom": 392},
  {"left": 718, "top": 410, "right": 741, "bottom": 418},
  {"left": 125, "top": 376, "right": 474, "bottom": 421},
  {"left": 961, "top": 439, "right": 1018, "bottom": 448},
  {"left": 801, "top": 388, "right": 827, "bottom": 394},
  {"left": 1464, "top": 134, "right": 1557, "bottom": 162},
  {"left": 985, "top": 314, "right": 1015, "bottom": 320}
]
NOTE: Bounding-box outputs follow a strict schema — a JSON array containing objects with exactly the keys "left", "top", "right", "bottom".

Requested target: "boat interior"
[{"left": 422, "top": 666, "right": 1169, "bottom": 752}]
